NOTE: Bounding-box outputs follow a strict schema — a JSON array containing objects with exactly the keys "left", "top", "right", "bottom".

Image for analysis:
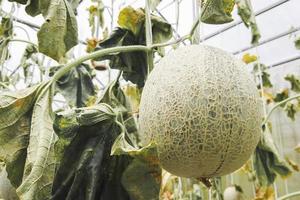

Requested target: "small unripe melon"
[{"left": 139, "top": 45, "right": 262, "bottom": 178}]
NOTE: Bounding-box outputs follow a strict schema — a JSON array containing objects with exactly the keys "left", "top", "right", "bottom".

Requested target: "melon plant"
[{"left": 139, "top": 45, "right": 262, "bottom": 178}]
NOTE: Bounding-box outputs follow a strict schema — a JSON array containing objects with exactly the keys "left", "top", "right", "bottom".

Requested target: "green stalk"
[
  {"left": 145, "top": 0, "right": 154, "bottom": 73},
  {"left": 277, "top": 191, "right": 300, "bottom": 200},
  {"left": 8, "top": 38, "right": 38, "bottom": 49},
  {"left": 51, "top": 45, "right": 150, "bottom": 83},
  {"left": 262, "top": 93, "right": 300, "bottom": 126}
]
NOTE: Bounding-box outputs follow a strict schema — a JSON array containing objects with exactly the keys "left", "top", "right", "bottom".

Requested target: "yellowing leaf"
[
  {"left": 86, "top": 37, "right": 98, "bottom": 53},
  {"left": 255, "top": 186, "right": 274, "bottom": 200},
  {"left": 285, "top": 156, "right": 300, "bottom": 172},
  {"left": 242, "top": 53, "right": 257, "bottom": 64},
  {"left": 294, "top": 143, "right": 300, "bottom": 153},
  {"left": 201, "top": 0, "right": 234, "bottom": 24},
  {"left": 117, "top": 6, "right": 145, "bottom": 35},
  {"left": 122, "top": 85, "right": 141, "bottom": 113},
  {"left": 88, "top": 5, "right": 98, "bottom": 14},
  {"left": 262, "top": 90, "right": 274, "bottom": 104}
]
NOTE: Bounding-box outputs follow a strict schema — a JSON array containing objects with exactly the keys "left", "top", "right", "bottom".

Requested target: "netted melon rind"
[{"left": 139, "top": 45, "right": 262, "bottom": 178}]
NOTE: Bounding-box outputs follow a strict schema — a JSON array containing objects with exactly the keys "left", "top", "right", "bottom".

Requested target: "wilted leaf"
[
  {"left": 0, "top": 114, "right": 31, "bottom": 188},
  {"left": 96, "top": 28, "right": 148, "bottom": 87},
  {"left": 52, "top": 78, "right": 134, "bottom": 200},
  {"left": 96, "top": 9, "right": 171, "bottom": 87},
  {"left": 0, "top": 84, "right": 40, "bottom": 130},
  {"left": 17, "top": 83, "right": 57, "bottom": 200},
  {"left": 236, "top": 0, "right": 261, "bottom": 44},
  {"left": 0, "top": 165, "right": 19, "bottom": 200},
  {"left": 36, "top": 0, "right": 78, "bottom": 61},
  {"left": 121, "top": 158, "right": 161, "bottom": 200},
  {"left": 7, "top": 0, "right": 27, "bottom": 4},
  {"left": 285, "top": 156, "right": 299, "bottom": 172},
  {"left": 52, "top": 119, "right": 131, "bottom": 200},
  {"left": 88, "top": 1, "right": 105, "bottom": 35},
  {"left": 151, "top": 15, "right": 172, "bottom": 56},
  {"left": 55, "top": 63, "right": 96, "bottom": 107},
  {"left": 285, "top": 74, "right": 300, "bottom": 92},
  {"left": 67, "top": 0, "right": 83, "bottom": 15},
  {"left": 0, "top": 17, "right": 13, "bottom": 64},
  {"left": 122, "top": 85, "right": 141, "bottom": 113},
  {"left": 118, "top": 6, "right": 145, "bottom": 36},
  {"left": 254, "top": 127, "right": 292, "bottom": 187},
  {"left": 201, "top": 0, "right": 234, "bottom": 24},
  {"left": 242, "top": 53, "right": 257, "bottom": 64},
  {"left": 0, "top": 17, "right": 13, "bottom": 38},
  {"left": 19, "top": 44, "right": 38, "bottom": 80},
  {"left": 53, "top": 103, "right": 116, "bottom": 139}
]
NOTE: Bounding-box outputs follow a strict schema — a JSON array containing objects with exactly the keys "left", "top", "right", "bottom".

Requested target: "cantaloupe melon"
[{"left": 139, "top": 45, "right": 262, "bottom": 178}]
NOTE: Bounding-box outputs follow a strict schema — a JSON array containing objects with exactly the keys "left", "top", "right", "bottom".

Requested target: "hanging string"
[{"left": 255, "top": 46, "right": 279, "bottom": 199}]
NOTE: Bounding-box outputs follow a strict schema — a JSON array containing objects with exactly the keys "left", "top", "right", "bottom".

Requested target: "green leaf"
[
  {"left": 294, "top": 36, "right": 300, "bottom": 50},
  {"left": 17, "top": 84, "right": 57, "bottom": 200},
  {"left": 34, "top": 0, "right": 78, "bottom": 61},
  {"left": 273, "top": 89, "right": 289, "bottom": 107},
  {"left": 55, "top": 64, "right": 96, "bottom": 107},
  {"left": 236, "top": 0, "right": 261, "bottom": 44},
  {"left": 285, "top": 74, "right": 300, "bottom": 92},
  {"left": 262, "top": 71, "right": 273, "bottom": 88},
  {"left": 0, "top": 84, "right": 40, "bottom": 131},
  {"left": 201, "top": 0, "right": 235, "bottom": 24},
  {"left": 284, "top": 102, "right": 297, "bottom": 121},
  {"left": 254, "top": 127, "right": 292, "bottom": 186}
]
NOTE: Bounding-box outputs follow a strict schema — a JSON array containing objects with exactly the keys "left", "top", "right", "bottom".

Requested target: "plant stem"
[
  {"left": 0, "top": 82, "right": 10, "bottom": 89},
  {"left": 51, "top": 45, "right": 150, "bottom": 82},
  {"left": 145, "top": 0, "right": 154, "bottom": 73},
  {"left": 8, "top": 38, "right": 38, "bottom": 49},
  {"left": 50, "top": 13, "right": 203, "bottom": 83},
  {"left": 277, "top": 191, "right": 300, "bottom": 200},
  {"left": 262, "top": 93, "right": 300, "bottom": 126},
  {"left": 152, "top": 34, "right": 191, "bottom": 48}
]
